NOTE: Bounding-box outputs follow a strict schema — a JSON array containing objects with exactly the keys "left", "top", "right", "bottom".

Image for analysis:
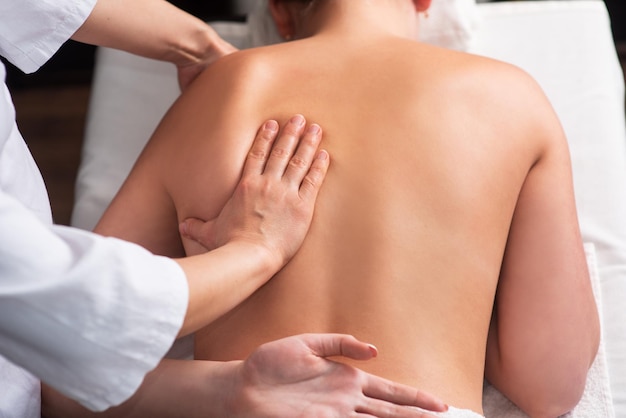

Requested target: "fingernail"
[
  {"left": 265, "top": 120, "right": 278, "bottom": 132},
  {"left": 317, "top": 150, "right": 328, "bottom": 160},
  {"left": 290, "top": 114, "right": 305, "bottom": 126},
  {"left": 179, "top": 221, "right": 188, "bottom": 236},
  {"left": 367, "top": 344, "right": 378, "bottom": 357},
  {"left": 307, "top": 124, "right": 321, "bottom": 135}
]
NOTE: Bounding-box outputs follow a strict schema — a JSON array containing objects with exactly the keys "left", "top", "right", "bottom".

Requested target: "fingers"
[
  {"left": 263, "top": 114, "right": 307, "bottom": 177},
  {"left": 243, "top": 115, "right": 314, "bottom": 178},
  {"left": 282, "top": 123, "right": 324, "bottom": 185},
  {"left": 285, "top": 122, "right": 329, "bottom": 204},
  {"left": 179, "top": 217, "right": 213, "bottom": 249},
  {"left": 243, "top": 115, "right": 329, "bottom": 202},
  {"left": 301, "top": 333, "right": 378, "bottom": 361},
  {"left": 300, "top": 334, "right": 448, "bottom": 414},
  {"left": 362, "top": 376, "right": 448, "bottom": 414},
  {"left": 179, "top": 217, "right": 203, "bottom": 240},
  {"left": 243, "top": 119, "right": 280, "bottom": 177},
  {"left": 355, "top": 402, "right": 441, "bottom": 418}
]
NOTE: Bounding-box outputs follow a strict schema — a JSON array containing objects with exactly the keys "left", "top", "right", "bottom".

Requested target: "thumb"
[
  {"left": 179, "top": 217, "right": 215, "bottom": 249},
  {"left": 302, "top": 333, "right": 378, "bottom": 361}
]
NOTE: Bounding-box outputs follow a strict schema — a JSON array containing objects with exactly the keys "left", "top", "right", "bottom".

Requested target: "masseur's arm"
[
  {"left": 42, "top": 334, "right": 448, "bottom": 418},
  {"left": 71, "top": 0, "right": 236, "bottom": 88}
]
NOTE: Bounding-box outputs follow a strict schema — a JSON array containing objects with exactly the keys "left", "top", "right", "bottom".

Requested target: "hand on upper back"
[
  {"left": 229, "top": 333, "right": 448, "bottom": 418},
  {"left": 180, "top": 115, "right": 330, "bottom": 270}
]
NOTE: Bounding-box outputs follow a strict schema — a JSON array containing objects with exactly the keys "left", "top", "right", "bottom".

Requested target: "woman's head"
[
  {"left": 266, "top": 0, "right": 432, "bottom": 41},
  {"left": 268, "top": 0, "right": 322, "bottom": 41}
]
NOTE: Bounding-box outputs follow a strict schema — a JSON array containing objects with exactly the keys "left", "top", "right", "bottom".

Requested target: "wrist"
[
  {"left": 223, "top": 238, "right": 283, "bottom": 277},
  {"left": 165, "top": 19, "right": 216, "bottom": 67},
  {"left": 176, "top": 240, "right": 281, "bottom": 336},
  {"left": 218, "top": 359, "right": 267, "bottom": 418},
  {"left": 197, "top": 360, "right": 244, "bottom": 418}
]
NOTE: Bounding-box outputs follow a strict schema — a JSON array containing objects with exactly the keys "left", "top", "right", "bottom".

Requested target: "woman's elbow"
[
  {"left": 520, "top": 358, "right": 595, "bottom": 418},
  {"left": 522, "top": 388, "right": 585, "bottom": 418},
  {"left": 528, "top": 307, "right": 602, "bottom": 417}
]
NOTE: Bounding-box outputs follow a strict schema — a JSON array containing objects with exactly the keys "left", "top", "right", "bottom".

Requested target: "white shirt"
[{"left": 0, "top": 0, "right": 188, "bottom": 415}]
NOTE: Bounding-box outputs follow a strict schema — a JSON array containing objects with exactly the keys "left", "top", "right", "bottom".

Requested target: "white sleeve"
[
  {"left": 0, "top": 0, "right": 97, "bottom": 73},
  {"left": 0, "top": 192, "right": 189, "bottom": 411}
]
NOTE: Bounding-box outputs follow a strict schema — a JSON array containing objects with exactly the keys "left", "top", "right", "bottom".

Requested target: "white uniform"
[{"left": 0, "top": 1, "right": 188, "bottom": 415}]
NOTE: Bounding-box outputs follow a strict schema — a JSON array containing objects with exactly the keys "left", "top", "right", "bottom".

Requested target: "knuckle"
[
  {"left": 288, "top": 155, "right": 309, "bottom": 170},
  {"left": 238, "top": 176, "right": 254, "bottom": 189},
  {"left": 378, "top": 405, "right": 395, "bottom": 418},
  {"left": 248, "top": 147, "right": 269, "bottom": 162},
  {"left": 300, "top": 175, "right": 317, "bottom": 192},
  {"left": 301, "top": 165, "right": 324, "bottom": 188},
  {"left": 237, "top": 176, "right": 263, "bottom": 196},
  {"left": 303, "top": 130, "right": 319, "bottom": 144},
  {"left": 379, "top": 379, "right": 400, "bottom": 400},
  {"left": 271, "top": 146, "right": 290, "bottom": 160},
  {"left": 260, "top": 126, "right": 277, "bottom": 140}
]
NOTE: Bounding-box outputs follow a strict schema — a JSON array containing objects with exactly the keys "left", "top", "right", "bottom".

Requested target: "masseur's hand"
[
  {"left": 176, "top": 30, "right": 238, "bottom": 90},
  {"left": 180, "top": 115, "right": 328, "bottom": 271},
  {"left": 71, "top": 0, "right": 238, "bottom": 91},
  {"left": 228, "top": 333, "right": 448, "bottom": 417}
]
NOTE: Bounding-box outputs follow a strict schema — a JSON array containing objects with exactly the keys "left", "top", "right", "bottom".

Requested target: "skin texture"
[{"left": 90, "top": 0, "right": 599, "bottom": 416}]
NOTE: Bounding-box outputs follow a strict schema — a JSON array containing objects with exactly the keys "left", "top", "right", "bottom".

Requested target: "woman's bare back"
[
  {"left": 172, "top": 35, "right": 541, "bottom": 413},
  {"left": 94, "top": 2, "right": 597, "bottom": 414}
]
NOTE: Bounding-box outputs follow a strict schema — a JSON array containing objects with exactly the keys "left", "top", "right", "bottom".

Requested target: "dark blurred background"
[{"left": 604, "top": 0, "right": 626, "bottom": 43}]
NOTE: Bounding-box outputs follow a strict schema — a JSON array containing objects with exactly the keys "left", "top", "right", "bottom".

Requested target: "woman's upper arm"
[
  {"left": 93, "top": 149, "right": 184, "bottom": 257},
  {"left": 485, "top": 87, "right": 600, "bottom": 416},
  {"left": 92, "top": 74, "right": 212, "bottom": 257}
]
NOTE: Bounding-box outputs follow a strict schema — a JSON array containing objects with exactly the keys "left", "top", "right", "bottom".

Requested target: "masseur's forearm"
[
  {"left": 175, "top": 241, "right": 278, "bottom": 337},
  {"left": 43, "top": 335, "right": 450, "bottom": 418},
  {"left": 71, "top": 0, "right": 219, "bottom": 67},
  {"left": 42, "top": 359, "right": 237, "bottom": 418}
]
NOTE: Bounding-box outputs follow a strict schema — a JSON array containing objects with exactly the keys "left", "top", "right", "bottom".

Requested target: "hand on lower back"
[{"left": 227, "top": 333, "right": 448, "bottom": 417}]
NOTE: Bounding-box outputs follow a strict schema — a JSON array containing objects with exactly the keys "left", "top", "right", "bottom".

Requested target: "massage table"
[{"left": 71, "top": 1, "right": 626, "bottom": 416}]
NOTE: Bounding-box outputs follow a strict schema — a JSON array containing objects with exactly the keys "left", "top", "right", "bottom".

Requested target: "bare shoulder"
[
  {"left": 435, "top": 46, "right": 552, "bottom": 114},
  {"left": 189, "top": 44, "right": 287, "bottom": 103},
  {"left": 419, "top": 44, "right": 565, "bottom": 152},
  {"left": 150, "top": 45, "right": 283, "bottom": 148}
]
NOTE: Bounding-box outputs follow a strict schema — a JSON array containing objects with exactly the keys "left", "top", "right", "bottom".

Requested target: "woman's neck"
[{"left": 295, "top": 1, "right": 420, "bottom": 41}]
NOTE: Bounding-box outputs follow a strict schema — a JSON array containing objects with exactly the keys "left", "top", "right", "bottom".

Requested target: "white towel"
[
  {"left": 482, "top": 243, "right": 615, "bottom": 418},
  {"left": 419, "top": 0, "right": 479, "bottom": 51}
]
